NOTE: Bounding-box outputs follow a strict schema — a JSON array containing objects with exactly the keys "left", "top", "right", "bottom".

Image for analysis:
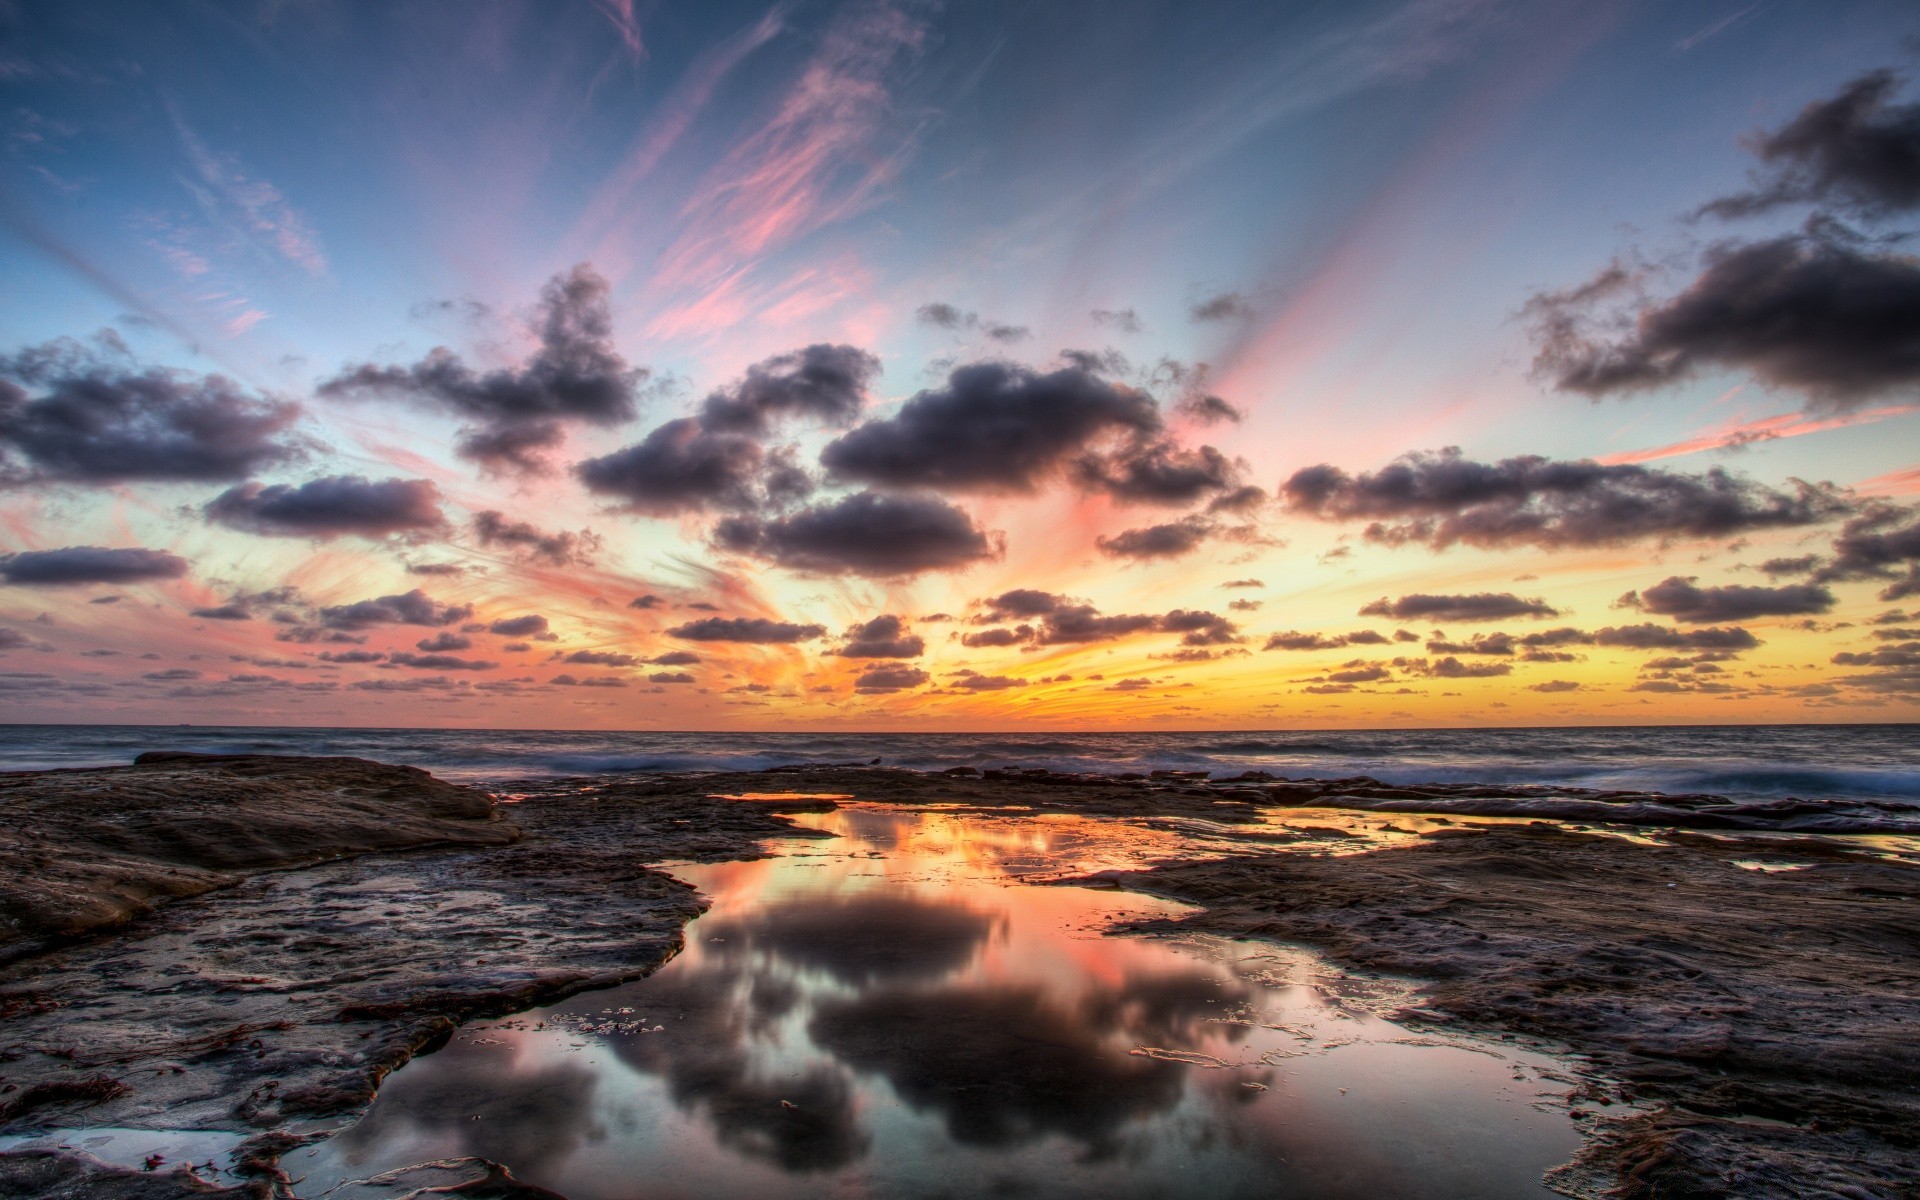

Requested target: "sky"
[{"left": 1, "top": 0, "right": 1918, "bottom": 730}]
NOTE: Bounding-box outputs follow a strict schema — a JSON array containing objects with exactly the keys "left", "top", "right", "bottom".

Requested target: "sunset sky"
[{"left": 2, "top": 0, "right": 1918, "bottom": 729}]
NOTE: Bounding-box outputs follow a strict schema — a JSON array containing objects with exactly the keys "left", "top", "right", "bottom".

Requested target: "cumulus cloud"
[
  {"left": 1590, "top": 623, "right": 1761, "bottom": 652},
  {"left": 472, "top": 510, "right": 601, "bottom": 567},
  {"left": 649, "top": 671, "right": 696, "bottom": 684},
  {"left": 204, "top": 475, "right": 447, "bottom": 539},
  {"left": 963, "top": 589, "right": 1239, "bottom": 648},
  {"left": 1814, "top": 503, "right": 1920, "bottom": 599},
  {"left": 488, "top": 614, "right": 553, "bottom": 639},
  {"left": 564, "top": 649, "right": 639, "bottom": 666},
  {"left": 1075, "top": 441, "right": 1243, "bottom": 506},
  {"left": 1189, "top": 292, "right": 1249, "bottom": 322},
  {"left": 319, "top": 264, "right": 646, "bottom": 471},
  {"left": 317, "top": 588, "right": 473, "bottom": 630},
  {"left": 952, "top": 671, "right": 1025, "bottom": 690},
  {"left": 854, "top": 663, "right": 928, "bottom": 693},
  {"left": 1095, "top": 516, "right": 1216, "bottom": 559},
  {"left": 821, "top": 362, "right": 1160, "bottom": 494},
  {"left": 0, "top": 546, "right": 189, "bottom": 586},
  {"left": 1358, "top": 593, "right": 1558, "bottom": 622},
  {"left": 715, "top": 491, "right": 1001, "bottom": 577},
  {"left": 1620, "top": 576, "right": 1835, "bottom": 623},
  {"left": 836, "top": 614, "right": 924, "bottom": 658},
  {"left": 1699, "top": 70, "right": 1920, "bottom": 220},
  {"left": 1531, "top": 232, "right": 1920, "bottom": 411},
  {"left": 0, "top": 335, "right": 305, "bottom": 485},
  {"left": 388, "top": 651, "right": 497, "bottom": 671},
  {"left": 574, "top": 418, "right": 769, "bottom": 516},
  {"left": 667, "top": 616, "right": 826, "bottom": 643},
  {"left": 696, "top": 344, "right": 880, "bottom": 435},
  {"left": 1172, "top": 393, "right": 1243, "bottom": 424},
  {"left": 1282, "top": 448, "right": 1850, "bottom": 550},
  {"left": 914, "top": 304, "right": 1029, "bottom": 343}
]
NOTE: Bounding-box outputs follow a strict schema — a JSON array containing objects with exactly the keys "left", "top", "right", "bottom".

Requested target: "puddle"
[{"left": 281, "top": 805, "right": 1589, "bottom": 1198}]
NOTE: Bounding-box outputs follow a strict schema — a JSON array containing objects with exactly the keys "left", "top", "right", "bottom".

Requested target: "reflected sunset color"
[{"left": 299, "top": 805, "right": 1585, "bottom": 1198}]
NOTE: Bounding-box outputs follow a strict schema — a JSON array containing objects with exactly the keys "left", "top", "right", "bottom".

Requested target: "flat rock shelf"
[{"left": 0, "top": 756, "right": 1915, "bottom": 1199}]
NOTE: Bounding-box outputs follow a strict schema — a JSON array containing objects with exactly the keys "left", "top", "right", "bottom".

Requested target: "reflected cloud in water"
[{"left": 299, "top": 805, "right": 1584, "bottom": 1200}]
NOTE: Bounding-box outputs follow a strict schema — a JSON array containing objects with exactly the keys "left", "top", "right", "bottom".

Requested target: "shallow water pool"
[{"left": 294, "top": 805, "right": 1588, "bottom": 1198}]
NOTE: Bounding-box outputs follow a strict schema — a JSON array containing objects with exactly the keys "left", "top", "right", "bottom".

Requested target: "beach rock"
[
  {"left": 0, "top": 754, "right": 518, "bottom": 961},
  {"left": 0, "top": 761, "right": 835, "bottom": 1193},
  {"left": 1088, "top": 825, "right": 1920, "bottom": 1199},
  {"left": 0, "top": 1148, "right": 271, "bottom": 1198}
]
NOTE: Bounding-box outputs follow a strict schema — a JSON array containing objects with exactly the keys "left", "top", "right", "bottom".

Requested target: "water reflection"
[{"left": 301, "top": 806, "right": 1584, "bottom": 1199}]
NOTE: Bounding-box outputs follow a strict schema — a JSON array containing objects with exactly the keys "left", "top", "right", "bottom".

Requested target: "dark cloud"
[
  {"left": 668, "top": 617, "right": 826, "bottom": 643},
  {"left": 914, "top": 305, "right": 1028, "bottom": 343},
  {"left": 1189, "top": 292, "right": 1249, "bottom": 322},
  {"left": 821, "top": 362, "right": 1160, "bottom": 494},
  {"left": 1172, "top": 394, "right": 1242, "bottom": 424},
  {"left": 1090, "top": 308, "right": 1141, "bottom": 334},
  {"left": 964, "top": 590, "right": 1237, "bottom": 648},
  {"left": 953, "top": 672, "right": 1025, "bottom": 690},
  {"left": 319, "top": 264, "right": 645, "bottom": 470},
  {"left": 1266, "top": 631, "right": 1349, "bottom": 651},
  {"left": 629, "top": 593, "right": 665, "bottom": 609},
  {"left": 648, "top": 671, "right": 696, "bottom": 684},
  {"left": 1760, "top": 554, "right": 1822, "bottom": 577},
  {"left": 1814, "top": 503, "right": 1920, "bottom": 599},
  {"left": 836, "top": 614, "right": 924, "bottom": 658},
  {"left": 1220, "top": 578, "right": 1264, "bottom": 589},
  {"left": 1095, "top": 516, "right": 1215, "bottom": 560},
  {"left": 648, "top": 650, "right": 700, "bottom": 666},
  {"left": 564, "top": 649, "right": 639, "bottom": 666},
  {"left": 854, "top": 664, "right": 929, "bottom": 693},
  {"left": 697, "top": 344, "right": 880, "bottom": 435},
  {"left": 205, "top": 475, "right": 446, "bottom": 539},
  {"left": 977, "top": 589, "right": 1068, "bottom": 621},
  {"left": 318, "top": 649, "right": 386, "bottom": 664},
  {"left": 1621, "top": 575, "right": 1835, "bottom": 622},
  {"left": 715, "top": 491, "right": 1000, "bottom": 578},
  {"left": 0, "top": 335, "right": 305, "bottom": 485},
  {"left": 317, "top": 588, "right": 473, "bottom": 630},
  {"left": 1283, "top": 448, "right": 1850, "bottom": 550},
  {"left": 0, "top": 545, "right": 189, "bottom": 586},
  {"left": 576, "top": 418, "right": 770, "bottom": 515},
  {"left": 1075, "top": 441, "right": 1241, "bottom": 506},
  {"left": 414, "top": 631, "right": 472, "bottom": 652},
  {"left": 1399, "top": 655, "right": 1512, "bottom": 679},
  {"left": 488, "top": 614, "right": 552, "bottom": 639},
  {"left": 1699, "top": 70, "right": 1920, "bottom": 220},
  {"left": 1591, "top": 623, "right": 1761, "bottom": 651},
  {"left": 1530, "top": 679, "right": 1581, "bottom": 693},
  {"left": 472, "top": 510, "right": 601, "bottom": 567},
  {"left": 1358, "top": 593, "right": 1558, "bottom": 622},
  {"left": 191, "top": 602, "right": 252, "bottom": 621},
  {"left": 1530, "top": 231, "right": 1920, "bottom": 411},
  {"left": 1426, "top": 632, "right": 1516, "bottom": 656},
  {"left": 388, "top": 651, "right": 497, "bottom": 671}
]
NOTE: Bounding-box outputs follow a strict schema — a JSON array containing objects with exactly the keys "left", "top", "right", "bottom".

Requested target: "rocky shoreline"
[{"left": 2, "top": 755, "right": 1917, "bottom": 1198}]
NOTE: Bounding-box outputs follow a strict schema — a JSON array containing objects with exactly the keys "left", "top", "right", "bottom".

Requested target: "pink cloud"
[{"left": 1598, "top": 405, "right": 1920, "bottom": 465}]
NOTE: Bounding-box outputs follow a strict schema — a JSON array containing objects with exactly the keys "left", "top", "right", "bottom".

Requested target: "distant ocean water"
[{"left": 0, "top": 723, "right": 1914, "bottom": 808}]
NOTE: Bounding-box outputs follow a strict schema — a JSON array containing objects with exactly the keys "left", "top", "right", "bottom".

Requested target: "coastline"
[{"left": 1, "top": 755, "right": 1915, "bottom": 1198}]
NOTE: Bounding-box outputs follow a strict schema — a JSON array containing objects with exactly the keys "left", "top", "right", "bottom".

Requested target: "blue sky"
[{"left": 1, "top": 0, "right": 1917, "bottom": 727}]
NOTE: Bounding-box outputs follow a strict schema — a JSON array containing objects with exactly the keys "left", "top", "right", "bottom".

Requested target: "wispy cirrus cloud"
[
  {"left": 170, "top": 107, "right": 328, "bottom": 276},
  {"left": 642, "top": 2, "right": 927, "bottom": 328}
]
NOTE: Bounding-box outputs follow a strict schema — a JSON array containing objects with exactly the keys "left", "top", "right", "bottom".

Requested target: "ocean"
[{"left": 1, "top": 722, "right": 1914, "bottom": 806}]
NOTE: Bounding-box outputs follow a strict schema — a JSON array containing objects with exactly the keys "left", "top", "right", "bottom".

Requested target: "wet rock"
[
  {"left": 0, "top": 1148, "right": 271, "bottom": 1198},
  {"left": 1085, "top": 826, "right": 1920, "bottom": 1199},
  {"left": 0, "top": 754, "right": 517, "bottom": 961},
  {"left": 0, "top": 760, "right": 833, "bottom": 1192}
]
